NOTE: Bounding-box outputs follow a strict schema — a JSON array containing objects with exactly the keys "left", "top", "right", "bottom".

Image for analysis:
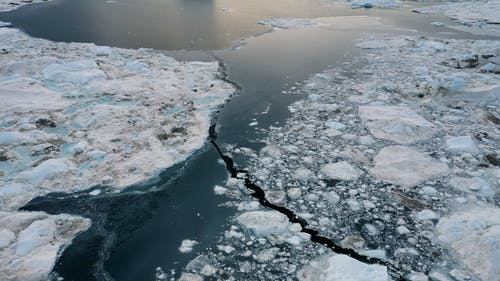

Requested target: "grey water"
[{"left": 2, "top": 0, "right": 492, "bottom": 280}]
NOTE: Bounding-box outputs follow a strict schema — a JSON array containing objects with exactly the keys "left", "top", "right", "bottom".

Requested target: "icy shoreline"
[{"left": 0, "top": 27, "right": 235, "bottom": 211}]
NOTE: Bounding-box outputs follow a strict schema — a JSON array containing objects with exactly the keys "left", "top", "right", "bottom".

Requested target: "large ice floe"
[
  {"left": 413, "top": 1, "right": 500, "bottom": 36},
  {"left": 0, "top": 27, "right": 234, "bottom": 211},
  {"left": 173, "top": 27, "right": 500, "bottom": 280},
  {"left": 0, "top": 211, "right": 90, "bottom": 281}
]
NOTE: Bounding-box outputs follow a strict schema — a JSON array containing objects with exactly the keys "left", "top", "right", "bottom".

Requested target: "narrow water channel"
[{"left": 1, "top": 0, "right": 492, "bottom": 280}]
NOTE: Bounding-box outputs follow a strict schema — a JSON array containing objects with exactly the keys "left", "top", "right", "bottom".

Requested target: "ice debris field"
[
  {"left": 0, "top": 0, "right": 500, "bottom": 280},
  {"left": 168, "top": 24, "right": 500, "bottom": 281}
]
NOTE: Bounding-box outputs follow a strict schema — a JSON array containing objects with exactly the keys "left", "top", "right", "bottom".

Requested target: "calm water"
[{"left": 3, "top": 0, "right": 491, "bottom": 280}]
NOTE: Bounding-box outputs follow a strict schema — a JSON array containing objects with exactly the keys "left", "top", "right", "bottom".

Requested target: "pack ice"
[{"left": 0, "top": 27, "right": 235, "bottom": 211}]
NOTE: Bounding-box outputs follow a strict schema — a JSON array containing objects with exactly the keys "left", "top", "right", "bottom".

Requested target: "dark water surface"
[{"left": 4, "top": 0, "right": 492, "bottom": 280}]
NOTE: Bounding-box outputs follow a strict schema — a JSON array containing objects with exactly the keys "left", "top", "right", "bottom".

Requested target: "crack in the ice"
[{"left": 208, "top": 124, "right": 406, "bottom": 280}]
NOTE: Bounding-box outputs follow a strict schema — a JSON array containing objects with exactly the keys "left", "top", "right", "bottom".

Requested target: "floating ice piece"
[
  {"left": 416, "top": 209, "right": 439, "bottom": 221},
  {"left": 448, "top": 176, "right": 494, "bottom": 197},
  {"left": 236, "top": 211, "right": 291, "bottom": 236},
  {"left": 179, "top": 273, "right": 203, "bottom": 281},
  {"left": 320, "top": 161, "right": 362, "bottom": 181},
  {"left": 293, "top": 167, "right": 314, "bottom": 181},
  {"left": 325, "top": 121, "right": 347, "bottom": 131},
  {"left": 297, "top": 253, "right": 389, "bottom": 281},
  {"left": 479, "top": 62, "right": 500, "bottom": 74},
  {"left": 350, "top": 0, "right": 401, "bottom": 9},
  {"left": 179, "top": 239, "right": 198, "bottom": 253},
  {"left": 257, "top": 18, "right": 320, "bottom": 30},
  {"left": 437, "top": 208, "right": 500, "bottom": 281},
  {"left": 370, "top": 146, "right": 449, "bottom": 187},
  {"left": 359, "top": 105, "right": 436, "bottom": 144},
  {"left": 0, "top": 211, "right": 90, "bottom": 281},
  {"left": 445, "top": 136, "right": 479, "bottom": 154}
]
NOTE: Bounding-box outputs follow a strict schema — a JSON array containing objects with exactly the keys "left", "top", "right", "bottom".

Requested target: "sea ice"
[
  {"left": 359, "top": 105, "right": 436, "bottom": 144},
  {"left": 320, "top": 161, "right": 362, "bottom": 181},
  {"left": 445, "top": 136, "right": 479, "bottom": 154},
  {"left": 0, "top": 211, "right": 90, "bottom": 281},
  {"left": 0, "top": 27, "right": 234, "bottom": 211},
  {"left": 297, "top": 253, "right": 389, "bottom": 281},
  {"left": 371, "top": 146, "right": 450, "bottom": 187},
  {"left": 436, "top": 208, "right": 500, "bottom": 281},
  {"left": 179, "top": 239, "right": 198, "bottom": 253},
  {"left": 350, "top": 0, "right": 401, "bottom": 9},
  {"left": 236, "top": 211, "right": 291, "bottom": 237}
]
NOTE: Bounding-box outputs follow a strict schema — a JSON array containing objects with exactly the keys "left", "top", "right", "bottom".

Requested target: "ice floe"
[
  {"left": 413, "top": 1, "right": 500, "bottom": 36},
  {"left": 0, "top": 0, "right": 52, "bottom": 12},
  {"left": 0, "top": 27, "right": 234, "bottom": 211},
  {"left": 436, "top": 208, "right": 500, "bottom": 281},
  {"left": 297, "top": 253, "right": 388, "bottom": 281},
  {"left": 370, "top": 146, "right": 450, "bottom": 188},
  {"left": 0, "top": 211, "right": 90, "bottom": 281}
]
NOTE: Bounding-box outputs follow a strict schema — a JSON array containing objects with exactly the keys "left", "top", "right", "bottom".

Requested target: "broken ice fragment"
[
  {"left": 370, "top": 146, "right": 449, "bottom": 187},
  {"left": 297, "top": 253, "right": 388, "bottom": 281},
  {"left": 179, "top": 239, "right": 198, "bottom": 253},
  {"left": 320, "top": 161, "right": 362, "bottom": 181}
]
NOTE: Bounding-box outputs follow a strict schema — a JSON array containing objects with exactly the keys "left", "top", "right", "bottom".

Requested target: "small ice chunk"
[
  {"left": 446, "top": 136, "right": 479, "bottom": 154},
  {"left": 293, "top": 167, "right": 313, "bottom": 181},
  {"left": 417, "top": 209, "right": 439, "bottom": 220},
  {"left": 325, "top": 121, "right": 347, "bottom": 131},
  {"left": 87, "top": 150, "right": 107, "bottom": 160},
  {"left": 213, "top": 185, "right": 227, "bottom": 195},
  {"left": 179, "top": 239, "right": 198, "bottom": 253},
  {"left": 320, "top": 161, "right": 362, "bottom": 181},
  {"left": 236, "top": 211, "right": 290, "bottom": 236},
  {"left": 396, "top": 226, "right": 410, "bottom": 235},
  {"left": 89, "top": 189, "right": 101, "bottom": 196},
  {"left": 288, "top": 188, "right": 302, "bottom": 199}
]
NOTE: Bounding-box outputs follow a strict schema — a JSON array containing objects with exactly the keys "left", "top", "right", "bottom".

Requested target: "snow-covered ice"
[
  {"left": 320, "top": 161, "right": 362, "bottom": 181},
  {"left": 370, "top": 146, "right": 450, "bottom": 188},
  {"left": 359, "top": 105, "right": 436, "bottom": 144},
  {"left": 297, "top": 253, "right": 388, "bottom": 281},
  {"left": 413, "top": 1, "right": 500, "bottom": 36},
  {"left": 349, "top": 0, "right": 401, "bottom": 9},
  {"left": 0, "top": 211, "right": 90, "bottom": 281},
  {"left": 179, "top": 239, "right": 198, "bottom": 254},
  {"left": 0, "top": 0, "right": 52, "bottom": 12},
  {"left": 436, "top": 208, "right": 500, "bottom": 281},
  {"left": 0, "top": 27, "right": 234, "bottom": 211}
]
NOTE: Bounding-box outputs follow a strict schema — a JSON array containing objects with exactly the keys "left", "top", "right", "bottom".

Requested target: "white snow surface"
[
  {"left": 0, "top": 27, "right": 234, "bottom": 211},
  {"left": 297, "top": 253, "right": 389, "bottom": 281},
  {"left": 436, "top": 208, "right": 500, "bottom": 281},
  {"left": 0, "top": 211, "right": 90, "bottom": 281}
]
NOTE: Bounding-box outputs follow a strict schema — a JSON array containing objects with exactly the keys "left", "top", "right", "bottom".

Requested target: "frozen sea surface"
[{"left": 0, "top": 27, "right": 235, "bottom": 211}]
